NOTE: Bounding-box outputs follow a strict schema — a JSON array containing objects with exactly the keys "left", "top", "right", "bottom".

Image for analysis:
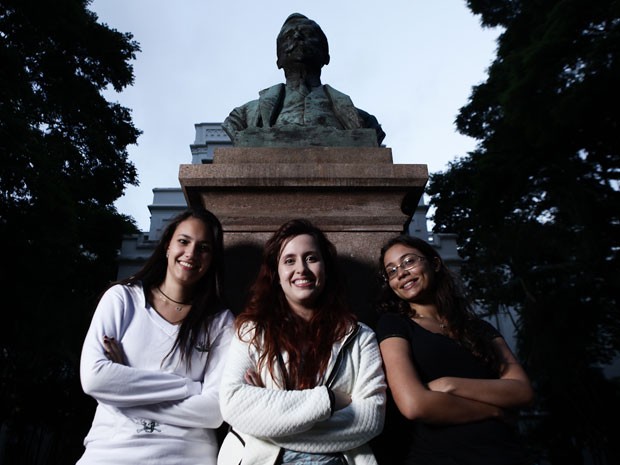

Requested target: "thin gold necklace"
[
  {"left": 156, "top": 286, "right": 191, "bottom": 312},
  {"left": 414, "top": 313, "right": 448, "bottom": 332}
]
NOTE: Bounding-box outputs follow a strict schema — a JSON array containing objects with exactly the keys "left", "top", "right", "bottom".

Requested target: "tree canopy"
[
  {"left": 0, "top": 0, "right": 141, "bottom": 462},
  {"left": 428, "top": 0, "right": 620, "bottom": 463}
]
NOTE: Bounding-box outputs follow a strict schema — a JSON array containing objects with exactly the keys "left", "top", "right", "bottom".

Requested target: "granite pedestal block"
[{"left": 179, "top": 146, "right": 428, "bottom": 321}]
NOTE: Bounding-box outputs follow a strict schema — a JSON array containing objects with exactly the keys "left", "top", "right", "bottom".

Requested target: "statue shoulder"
[
  {"left": 322, "top": 84, "right": 355, "bottom": 104},
  {"left": 258, "top": 83, "right": 285, "bottom": 99},
  {"left": 323, "top": 84, "right": 385, "bottom": 145}
]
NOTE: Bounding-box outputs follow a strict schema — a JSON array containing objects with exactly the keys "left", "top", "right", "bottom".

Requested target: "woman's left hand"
[
  {"left": 427, "top": 377, "right": 454, "bottom": 393},
  {"left": 103, "top": 336, "right": 126, "bottom": 364},
  {"left": 244, "top": 369, "right": 264, "bottom": 387}
]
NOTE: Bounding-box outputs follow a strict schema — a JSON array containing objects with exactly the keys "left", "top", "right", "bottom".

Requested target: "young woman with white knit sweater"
[{"left": 218, "top": 219, "right": 386, "bottom": 465}]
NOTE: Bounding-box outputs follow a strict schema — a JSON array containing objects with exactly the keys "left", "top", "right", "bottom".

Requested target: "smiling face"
[
  {"left": 383, "top": 243, "right": 437, "bottom": 305},
  {"left": 277, "top": 233, "right": 326, "bottom": 319},
  {"left": 166, "top": 217, "right": 213, "bottom": 288}
]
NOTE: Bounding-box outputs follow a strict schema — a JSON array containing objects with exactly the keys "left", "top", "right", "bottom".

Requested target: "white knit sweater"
[{"left": 218, "top": 322, "right": 386, "bottom": 465}]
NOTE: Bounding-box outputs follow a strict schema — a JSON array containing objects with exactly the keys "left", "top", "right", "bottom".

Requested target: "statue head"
[{"left": 276, "top": 13, "right": 330, "bottom": 72}]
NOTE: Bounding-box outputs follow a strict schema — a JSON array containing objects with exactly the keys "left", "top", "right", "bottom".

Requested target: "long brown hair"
[
  {"left": 116, "top": 207, "right": 226, "bottom": 368},
  {"left": 236, "top": 219, "right": 356, "bottom": 389},
  {"left": 376, "top": 235, "right": 501, "bottom": 375}
]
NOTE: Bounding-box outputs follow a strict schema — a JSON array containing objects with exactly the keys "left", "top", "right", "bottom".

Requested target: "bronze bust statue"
[{"left": 222, "top": 13, "right": 386, "bottom": 147}]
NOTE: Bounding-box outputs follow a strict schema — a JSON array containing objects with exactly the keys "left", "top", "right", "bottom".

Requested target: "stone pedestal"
[{"left": 179, "top": 146, "right": 428, "bottom": 322}]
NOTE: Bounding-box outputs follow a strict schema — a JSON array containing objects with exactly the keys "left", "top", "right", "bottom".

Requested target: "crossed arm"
[
  {"left": 379, "top": 336, "right": 534, "bottom": 425},
  {"left": 80, "top": 291, "right": 234, "bottom": 429},
  {"left": 220, "top": 328, "right": 386, "bottom": 452}
]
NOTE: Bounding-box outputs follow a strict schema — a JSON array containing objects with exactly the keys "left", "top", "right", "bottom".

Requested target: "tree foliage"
[
  {"left": 428, "top": 0, "right": 620, "bottom": 463},
  {"left": 0, "top": 0, "right": 141, "bottom": 462}
]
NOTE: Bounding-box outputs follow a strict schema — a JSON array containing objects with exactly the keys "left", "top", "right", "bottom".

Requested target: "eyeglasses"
[{"left": 384, "top": 254, "right": 426, "bottom": 280}]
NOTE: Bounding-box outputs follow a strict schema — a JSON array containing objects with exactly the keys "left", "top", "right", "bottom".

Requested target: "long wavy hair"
[
  {"left": 116, "top": 207, "right": 227, "bottom": 368},
  {"left": 236, "top": 219, "right": 356, "bottom": 389},
  {"left": 376, "top": 235, "right": 500, "bottom": 374}
]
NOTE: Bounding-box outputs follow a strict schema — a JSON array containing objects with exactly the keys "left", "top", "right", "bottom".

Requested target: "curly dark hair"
[
  {"left": 376, "top": 235, "right": 501, "bottom": 375},
  {"left": 236, "top": 219, "right": 356, "bottom": 389}
]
